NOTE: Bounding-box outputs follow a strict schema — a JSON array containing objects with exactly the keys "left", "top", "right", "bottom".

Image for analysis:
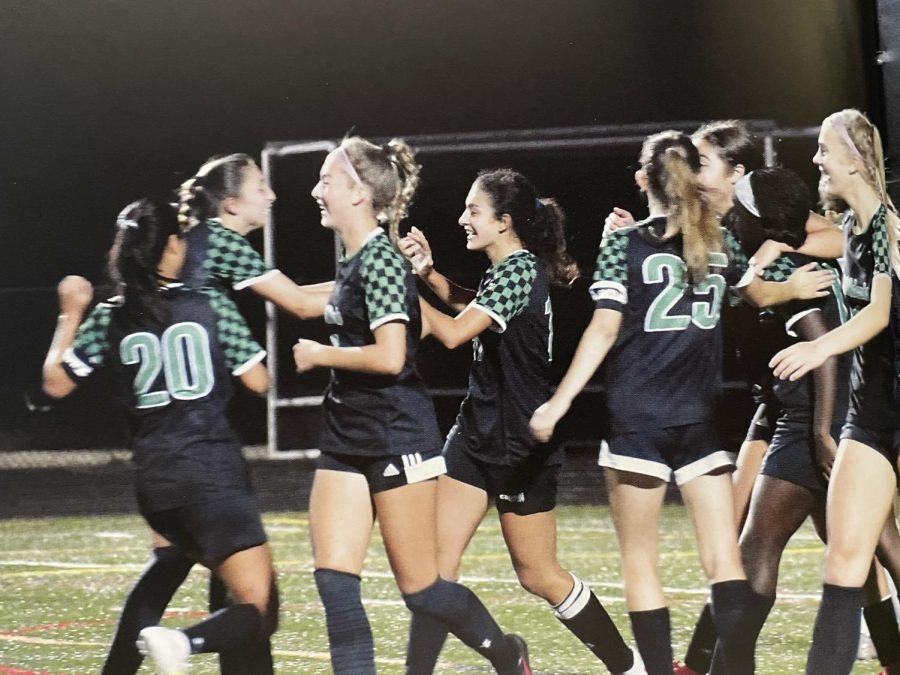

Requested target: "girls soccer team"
[{"left": 39, "top": 109, "right": 900, "bottom": 675}]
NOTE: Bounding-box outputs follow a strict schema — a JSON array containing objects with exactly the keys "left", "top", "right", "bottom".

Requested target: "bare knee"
[{"left": 513, "top": 562, "right": 569, "bottom": 601}]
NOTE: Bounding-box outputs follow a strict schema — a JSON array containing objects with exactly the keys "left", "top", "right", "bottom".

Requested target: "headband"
[
  {"left": 733, "top": 173, "right": 760, "bottom": 218},
  {"left": 336, "top": 146, "right": 365, "bottom": 187},
  {"left": 829, "top": 116, "right": 865, "bottom": 164}
]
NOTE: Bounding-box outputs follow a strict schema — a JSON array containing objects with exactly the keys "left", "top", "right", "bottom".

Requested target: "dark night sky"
[{"left": 0, "top": 0, "right": 882, "bottom": 426}]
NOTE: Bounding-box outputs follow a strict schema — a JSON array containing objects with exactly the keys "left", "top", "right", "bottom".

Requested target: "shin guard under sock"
[
  {"left": 554, "top": 573, "right": 634, "bottom": 672},
  {"left": 805, "top": 583, "right": 864, "bottom": 675},
  {"left": 629, "top": 607, "right": 672, "bottom": 675},
  {"left": 314, "top": 569, "right": 375, "bottom": 675}
]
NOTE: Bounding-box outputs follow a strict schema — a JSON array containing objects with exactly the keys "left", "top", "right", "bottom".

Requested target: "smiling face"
[
  {"left": 813, "top": 122, "right": 857, "bottom": 202},
  {"left": 695, "top": 138, "right": 742, "bottom": 216},
  {"left": 223, "top": 162, "right": 276, "bottom": 231},
  {"left": 310, "top": 150, "right": 365, "bottom": 231},
  {"left": 458, "top": 180, "right": 507, "bottom": 252}
]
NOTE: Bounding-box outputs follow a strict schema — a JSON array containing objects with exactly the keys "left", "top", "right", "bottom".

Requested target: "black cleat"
[{"left": 497, "top": 634, "right": 532, "bottom": 675}]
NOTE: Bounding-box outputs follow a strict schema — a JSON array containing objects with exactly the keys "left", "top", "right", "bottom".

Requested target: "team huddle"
[{"left": 36, "top": 108, "right": 900, "bottom": 675}]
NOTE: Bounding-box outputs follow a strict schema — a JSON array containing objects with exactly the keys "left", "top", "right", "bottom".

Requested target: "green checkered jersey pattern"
[
  {"left": 181, "top": 219, "right": 274, "bottom": 292},
  {"left": 360, "top": 230, "right": 410, "bottom": 330},
  {"left": 320, "top": 229, "right": 441, "bottom": 458},
  {"left": 62, "top": 287, "right": 264, "bottom": 511},
  {"left": 69, "top": 301, "right": 115, "bottom": 370},
  {"left": 471, "top": 250, "right": 536, "bottom": 332},
  {"left": 589, "top": 217, "right": 749, "bottom": 433},
  {"left": 842, "top": 205, "right": 890, "bottom": 305},
  {"left": 454, "top": 251, "right": 562, "bottom": 466},
  {"left": 837, "top": 205, "right": 900, "bottom": 430},
  {"left": 204, "top": 290, "right": 268, "bottom": 373}
]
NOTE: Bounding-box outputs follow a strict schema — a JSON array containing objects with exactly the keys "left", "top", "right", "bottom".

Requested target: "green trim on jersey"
[
  {"left": 73, "top": 303, "right": 114, "bottom": 366},
  {"left": 204, "top": 290, "right": 266, "bottom": 373},
  {"left": 203, "top": 219, "right": 271, "bottom": 288},
  {"left": 870, "top": 205, "right": 891, "bottom": 276},
  {"left": 360, "top": 231, "right": 409, "bottom": 329},
  {"left": 473, "top": 250, "right": 536, "bottom": 331},
  {"left": 723, "top": 228, "right": 750, "bottom": 278},
  {"left": 593, "top": 228, "right": 630, "bottom": 287}
]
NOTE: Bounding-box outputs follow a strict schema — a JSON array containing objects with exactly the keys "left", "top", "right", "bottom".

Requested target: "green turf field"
[{"left": 0, "top": 505, "right": 884, "bottom": 674}]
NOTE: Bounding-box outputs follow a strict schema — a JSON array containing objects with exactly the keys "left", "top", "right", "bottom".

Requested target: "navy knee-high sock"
[
  {"left": 709, "top": 590, "right": 774, "bottom": 675},
  {"left": 101, "top": 546, "right": 193, "bottom": 675},
  {"left": 629, "top": 607, "right": 672, "bottom": 675},
  {"left": 709, "top": 580, "right": 753, "bottom": 675},
  {"left": 315, "top": 569, "right": 376, "bottom": 675},
  {"left": 865, "top": 597, "right": 900, "bottom": 667},
  {"left": 806, "top": 583, "right": 864, "bottom": 675},
  {"left": 406, "top": 612, "right": 449, "bottom": 674},
  {"left": 683, "top": 603, "right": 716, "bottom": 673},
  {"left": 403, "top": 578, "right": 519, "bottom": 672},
  {"left": 181, "top": 603, "right": 264, "bottom": 655},
  {"left": 554, "top": 574, "right": 635, "bottom": 672}
]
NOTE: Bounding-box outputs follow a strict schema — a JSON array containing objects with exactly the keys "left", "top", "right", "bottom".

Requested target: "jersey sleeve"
[
  {"left": 361, "top": 242, "right": 410, "bottom": 331},
  {"left": 63, "top": 303, "right": 114, "bottom": 380},
  {"left": 589, "top": 230, "right": 629, "bottom": 310},
  {"left": 471, "top": 253, "right": 536, "bottom": 332},
  {"left": 871, "top": 207, "right": 891, "bottom": 276},
  {"left": 723, "top": 229, "right": 752, "bottom": 288},
  {"left": 205, "top": 222, "right": 277, "bottom": 290},
  {"left": 205, "top": 290, "right": 267, "bottom": 375}
]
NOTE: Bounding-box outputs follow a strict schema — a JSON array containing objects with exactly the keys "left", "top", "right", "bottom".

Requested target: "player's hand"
[
  {"left": 293, "top": 339, "right": 323, "bottom": 373},
  {"left": 603, "top": 207, "right": 635, "bottom": 236},
  {"left": 750, "top": 239, "right": 793, "bottom": 273},
  {"left": 529, "top": 400, "right": 569, "bottom": 443},
  {"left": 786, "top": 263, "right": 835, "bottom": 299},
  {"left": 769, "top": 341, "right": 828, "bottom": 381},
  {"left": 57, "top": 276, "right": 93, "bottom": 314},
  {"left": 814, "top": 432, "right": 838, "bottom": 482},
  {"left": 398, "top": 226, "right": 434, "bottom": 276}
]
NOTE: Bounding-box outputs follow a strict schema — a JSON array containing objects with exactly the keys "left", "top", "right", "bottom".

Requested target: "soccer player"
[
  {"left": 604, "top": 121, "right": 840, "bottom": 675},
  {"left": 397, "top": 169, "right": 643, "bottom": 675},
  {"left": 41, "top": 199, "right": 279, "bottom": 674},
  {"left": 100, "top": 152, "right": 328, "bottom": 675},
  {"left": 292, "top": 136, "right": 530, "bottom": 675},
  {"left": 770, "top": 109, "right": 900, "bottom": 675},
  {"left": 529, "top": 130, "right": 829, "bottom": 675}
]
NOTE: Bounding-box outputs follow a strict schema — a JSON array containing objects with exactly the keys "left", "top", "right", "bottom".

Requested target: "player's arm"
[
  {"left": 238, "top": 363, "right": 269, "bottom": 395},
  {"left": 529, "top": 308, "right": 622, "bottom": 442},
  {"left": 398, "top": 227, "right": 476, "bottom": 311},
  {"left": 771, "top": 273, "right": 891, "bottom": 381},
  {"left": 42, "top": 276, "right": 94, "bottom": 398},
  {"left": 791, "top": 309, "right": 839, "bottom": 479},
  {"left": 421, "top": 299, "right": 493, "bottom": 349},
  {"left": 725, "top": 229, "right": 834, "bottom": 307},
  {"left": 749, "top": 214, "right": 843, "bottom": 270},
  {"left": 211, "top": 291, "right": 269, "bottom": 394},
  {"left": 250, "top": 272, "right": 331, "bottom": 319},
  {"left": 294, "top": 322, "right": 406, "bottom": 376}
]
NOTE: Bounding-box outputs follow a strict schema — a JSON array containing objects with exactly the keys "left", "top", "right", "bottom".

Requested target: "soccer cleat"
[
  {"left": 497, "top": 634, "right": 533, "bottom": 675},
  {"left": 673, "top": 660, "right": 701, "bottom": 675},
  {"left": 136, "top": 626, "right": 191, "bottom": 675}
]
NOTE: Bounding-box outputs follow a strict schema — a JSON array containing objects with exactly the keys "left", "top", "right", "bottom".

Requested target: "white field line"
[{"left": 0, "top": 558, "right": 824, "bottom": 601}]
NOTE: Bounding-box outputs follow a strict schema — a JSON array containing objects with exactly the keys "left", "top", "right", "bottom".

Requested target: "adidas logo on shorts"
[{"left": 382, "top": 463, "right": 400, "bottom": 477}]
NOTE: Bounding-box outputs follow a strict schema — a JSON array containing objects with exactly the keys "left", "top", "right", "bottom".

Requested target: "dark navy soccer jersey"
[
  {"left": 181, "top": 218, "right": 278, "bottom": 292},
  {"left": 453, "top": 249, "right": 562, "bottom": 466},
  {"left": 320, "top": 228, "right": 442, "bottom": 457},
  {"left": 760, "top": 253, "right": 850, "bottom": 414},
  {"left": 838, "top": 205, "right": 900, "bottom": 430},
  {"left": 63, "top": 287, "right": 266, "bottom": 512},
  {"left": 589, "top": 217, "right": 748, "bottom": 434}
]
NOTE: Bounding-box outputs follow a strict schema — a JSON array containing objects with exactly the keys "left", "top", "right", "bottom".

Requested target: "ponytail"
[
  {"left": 384, "top": 138, "right": 421, "bottom": 245},
  {"left": 640, "top": 130, "right": 722, "bottom": 285},
  {"left": 107, "top": 199, "right": 181, "bottom": 324}
]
